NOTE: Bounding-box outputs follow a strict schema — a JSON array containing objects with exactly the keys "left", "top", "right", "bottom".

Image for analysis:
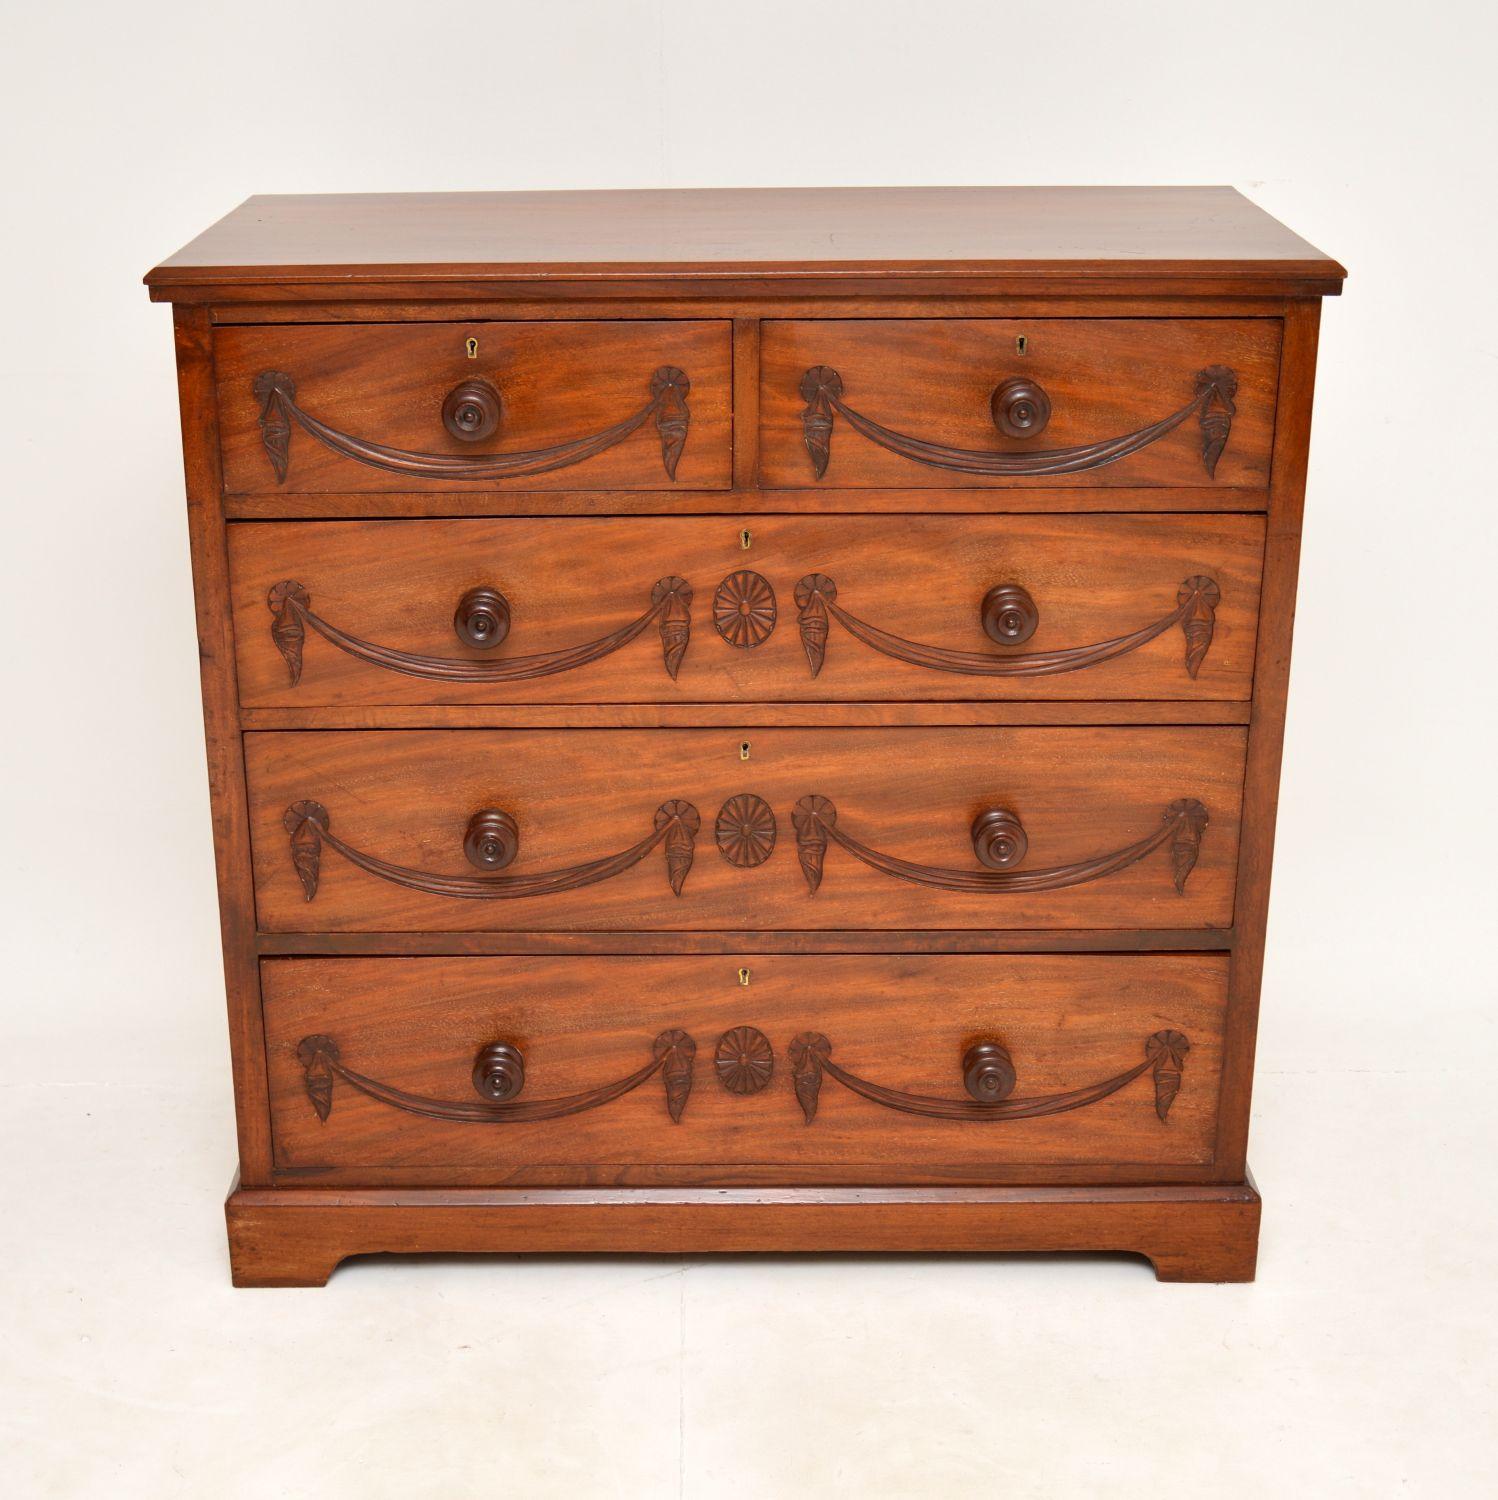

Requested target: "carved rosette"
[
  {"left": 651, "top": 366, "right": 691, "bottom": 480},
  {"left": 712, "top": 571, "right": 778, "bottom": 648},
  {"left": 267, "top": 580, "right": 309, "bottom": 684},
  {"left": 1178, "top": 576, "right": 1221, "bottom": 679},
  {"left": 714, "top": 1027, "right": 775, "bottom": 1095},
  {"left": 799, "top": 366, "right": 843, "bottom": 479},
  {"left": 714, "top": 794, "right": 777, "bottom": 868}
]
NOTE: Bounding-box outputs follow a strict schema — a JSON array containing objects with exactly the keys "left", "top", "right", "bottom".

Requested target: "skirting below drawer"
[{"left": 226, "top": 1179, "right": 1262, "bottom": 1285}]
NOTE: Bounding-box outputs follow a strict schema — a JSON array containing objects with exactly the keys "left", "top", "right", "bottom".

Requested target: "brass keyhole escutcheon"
[
  {"left": 738, "top": 967, "right": 751, "bottom": 986},
  {"left": 739, "top": 741, "right": 751, "bottom": 761},
  {"left": 740, "top": 528, "right": 752, "bottom": 550},
  {"left": 465, "top": 336, "right": 479, "bottom": 359},
  {"left": 1016, "top": 334, "right": 1028, "bottom": 356}
]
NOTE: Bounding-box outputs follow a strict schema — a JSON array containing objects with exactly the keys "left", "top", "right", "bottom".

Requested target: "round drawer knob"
[
  {"left": 472, "top": 1041, "right": 525, "bottom": 1102},
  {"left": 441, "top": 378, "right": 502, "bottom": 442},
  {"left": 980, "top": 583, "right": 1039, "bottom": 645},
  {"left": 962, "top": 1041, "right": 1017, "bottom": 1102},
  {"left": 991, "top": 376, "right": 1051, "bottom": 439},
  {"left": 971, "top": 808, "right": 1028, "bottom": 870},
  {"left": 453, "top": 586, "right": 511, "bottom": 649},
  {"left": 464, "top": 809, "right": 520, "bottom": 870}
]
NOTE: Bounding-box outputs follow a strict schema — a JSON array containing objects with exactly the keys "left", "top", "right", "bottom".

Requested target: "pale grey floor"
[{"left": 4, "top": 1053, "right": 1492, "bottom": 1497}]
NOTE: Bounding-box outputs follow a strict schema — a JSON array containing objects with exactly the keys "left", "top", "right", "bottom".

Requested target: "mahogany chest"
[{"left": 145, "top": 187, "right": 1343, "bottom": 1284}]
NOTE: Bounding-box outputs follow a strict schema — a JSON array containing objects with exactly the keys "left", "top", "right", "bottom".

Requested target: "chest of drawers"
[{"left": 146, "top": 187, "right": 1342, "bottom": 1284}]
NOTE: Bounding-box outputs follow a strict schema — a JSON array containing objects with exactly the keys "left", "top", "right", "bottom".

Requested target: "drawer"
[
  {"left": 246, "top": 727, "right": 1244, "bottom": 932},
  {"left": 264, "top": 954, "right": 1227, "bottom": 1183},
  {"left": 760, "top": 319, "right": 1280, "bottom": 489},
  {"left": 231, "top": 514, "right": 1264, "bottom": 706},
  {"left": 214, "top": 321, "right": 732, "bottom": 493}
]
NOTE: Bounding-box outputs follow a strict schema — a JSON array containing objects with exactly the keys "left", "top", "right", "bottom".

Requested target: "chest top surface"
[{"left": 144, "top": 186, "right": 1344, "bottom": 299}]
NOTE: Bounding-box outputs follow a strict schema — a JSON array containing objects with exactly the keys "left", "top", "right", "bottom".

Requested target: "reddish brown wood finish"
[
  {"left": 228, "top": 514, "right": 1264, "bottom": 706},
  {"left": 225, "top": 1179, "right": 1262, "bottom": 1285},
  {"left": 243, "top": 727, "right": 1246, "bottom": 933},
  {"left": 149, "top": 188, "right": 1337, "bottom": 1284},
  {"left": 215, "top": 321, "right": 731, "bottom": 492},
  {"left": 761, "top": 320, "right": 1280, "bottom": 488},
  {"left": 262, "top": 953, "right": 1227, "bottom": 1179}
]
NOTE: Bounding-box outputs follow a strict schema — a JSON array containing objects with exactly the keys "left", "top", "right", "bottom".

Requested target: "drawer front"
[
  {"left": 215, "top": 321, "right": 732, "bottom": 493},
  {"left": 760, "top": 319, "right": 1280, "bottom": 489},
  {"left": 231, "top": 514, "right": 1263, "bottom": 706},
  {"left": 264, "top": 954, "right": 1227, "bottom": 1181},
  {"left": 246, "top": 727, "right": 1244, "bottom": 932}
]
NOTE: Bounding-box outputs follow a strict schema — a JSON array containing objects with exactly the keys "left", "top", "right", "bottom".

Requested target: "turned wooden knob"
[
  {"left": 441, "top": 378, "right": 502, "bottom": 442},
  {"left": 971, "top": 808, "right": 1028, "bottom": 869},
  {"left": 453, "top": 586, "right": 511, "bottom": 649},
  {"left": 991, "top": 376, "right": 1051, "bottom": 439},
  {"left": 472, "top": 1041, "right": 525, "bottom": 1101},
  {"left": 963, "top": 1041, "right": 1017, "bottom": 1102},
  {"left": 464, "top": 809, "right": 519, "bottom": 870},
  {"left": 981, "top": 583, "right": 1039, "bottom": 644}
]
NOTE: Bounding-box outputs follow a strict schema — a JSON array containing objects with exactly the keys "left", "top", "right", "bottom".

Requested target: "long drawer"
[
  {"left": 264, "top": 954, "right": 1228, "bottom": 1183},
  {"left": 214, "top": 320, "right": 733, "bottom": 493},
  {"left": 230, "top": 514, "right": 1264, "bottom": 706},
  {"left": 245, "top": 727, "right": 1245, "bottom": 932},
  {"left": 760, "top": 319, "right": 1280, "bottom": 489}
]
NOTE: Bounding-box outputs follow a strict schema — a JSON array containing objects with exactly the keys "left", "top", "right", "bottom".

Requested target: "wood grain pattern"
[
  {"left": 261, "top": 953, "right": 1228, "bottom": 1178},
  {"left": 227, "top": 515, "right": 1264, "bottom": 706},
  {"left": 215, "top": 322, "right": 731, "bottom": 492},
  {"left": 761, "top": 320, "right": 1280, "bottom": 488},
  {"left": 244, "top": 727, "right": 1245, "bottom": 932}
]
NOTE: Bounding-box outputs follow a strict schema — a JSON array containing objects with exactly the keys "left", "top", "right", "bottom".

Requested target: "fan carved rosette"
[
  {"left": 712, "top": 570, "right": 778, "bottom": 648},
  {"left": 715, "top": 794, "right": 778, "bottom": 868}
]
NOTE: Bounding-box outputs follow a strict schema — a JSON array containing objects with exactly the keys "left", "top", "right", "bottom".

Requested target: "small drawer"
[
  {"left": 214, "top": 321, "right": 732, "bottom": 493},
  {"left": 230, "top": 513, "right": 1264, "bottom": 706},
  {"left": 245, "top": 726, "right": 1244, "bottom": 933},
  {"left": 759, "top": 319, "right": 1280, "bottom": 489},
  {"left": 264, "top": 953, "right": 1227, "bottom": 1183}
]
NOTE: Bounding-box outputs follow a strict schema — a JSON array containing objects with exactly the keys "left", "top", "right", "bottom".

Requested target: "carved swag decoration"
[
  {"left": 254, "top": 365, "right": 691, "bottom": 484},
  {"left": 794, "top": 575, "right": 1221, "bottom": 681},
  {"left": 297, "top": 1030, "right": 697, "bottom": 1126},
  {"left": 799, "top": 365, "right": 1238, "bottom": 480},
  {"left": 267, "top": 575, "right": 694, "bottom": 686},
  {"left": 791, "top": 797, "right": 1209, "bottom": 897},
  {"left": 788, "top": 1031, "right": 1190, "bottom": 1125}
]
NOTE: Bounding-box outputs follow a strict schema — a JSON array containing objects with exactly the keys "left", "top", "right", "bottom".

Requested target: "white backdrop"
[{"left": 4, "top": 2, "right": 1495, "bottom": 1495}]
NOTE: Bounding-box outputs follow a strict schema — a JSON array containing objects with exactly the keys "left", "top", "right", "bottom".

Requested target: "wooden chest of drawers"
[{"left": 146, "top": 187, "right": 1343, "bottom": 1284}]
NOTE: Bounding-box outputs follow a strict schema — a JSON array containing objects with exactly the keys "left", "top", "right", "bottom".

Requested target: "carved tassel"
[
  {"left": 1165, "top": 798, "right": 1209, "bottom": 895},
  {"left": 1195, "top": 366, "right": 1238, "bottom": 479},
  {"left": 283, "top": 800, "right": 329, "bottom": 902},
  {"left": 651, "top": 366, "right": 691, "bottom": 480},
  {"left": 267, "top": 581, "right": 309, "bottom": 686},
  {"left": 296, "top": 1035, "right": 339, "bottom": 1122},
  {"left": 799, "top": 367, "right": 842, "bottom": 480},
  {"left": 789, "top": 1033, "right": 830, "bottom": 1124},
  {"left": 795, "top": 574, "right": 835, "bottom": 679},
  {"left": 792, "top": 796, "right": 834, "bottom": 895},
  {"left": 252, "top": 371, "right": 295, "bottom": 484},
  {"left": 1177, "top": 576, "right": 1222, "bottom": 680},
  {"left": 1146, "top": 1030, "right": 1191, "bottom": 1121},
  {"left": 654, "top": 576, "right": 693, "bottom": 681},
  {"left": 655, "top": 800, "right": 700, "bottom": 897},
  {"left": 655, "top": 1029, "right": 696, "bottom": 1123}
]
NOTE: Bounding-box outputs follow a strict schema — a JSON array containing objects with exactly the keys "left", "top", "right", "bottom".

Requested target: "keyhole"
[
  {"left": 738, "top": 967, "right": 751, "bottom": 986},
  {"left": 739, "top": 741, "right": 751, "bottom": 761},
  {"left": 739, "top": 528, "right": 752, "bottom": 550},
  {"left": 465, "top": 336, "right": 479, "bottom": 359},
  {"left": 1015, "top": 335, "right": 1028, "bottom": 356}
]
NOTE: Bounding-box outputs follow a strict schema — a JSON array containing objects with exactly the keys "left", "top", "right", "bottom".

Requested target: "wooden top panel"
[{"left": 145, "top": 187, "right": 1344, "bottom": 299}]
